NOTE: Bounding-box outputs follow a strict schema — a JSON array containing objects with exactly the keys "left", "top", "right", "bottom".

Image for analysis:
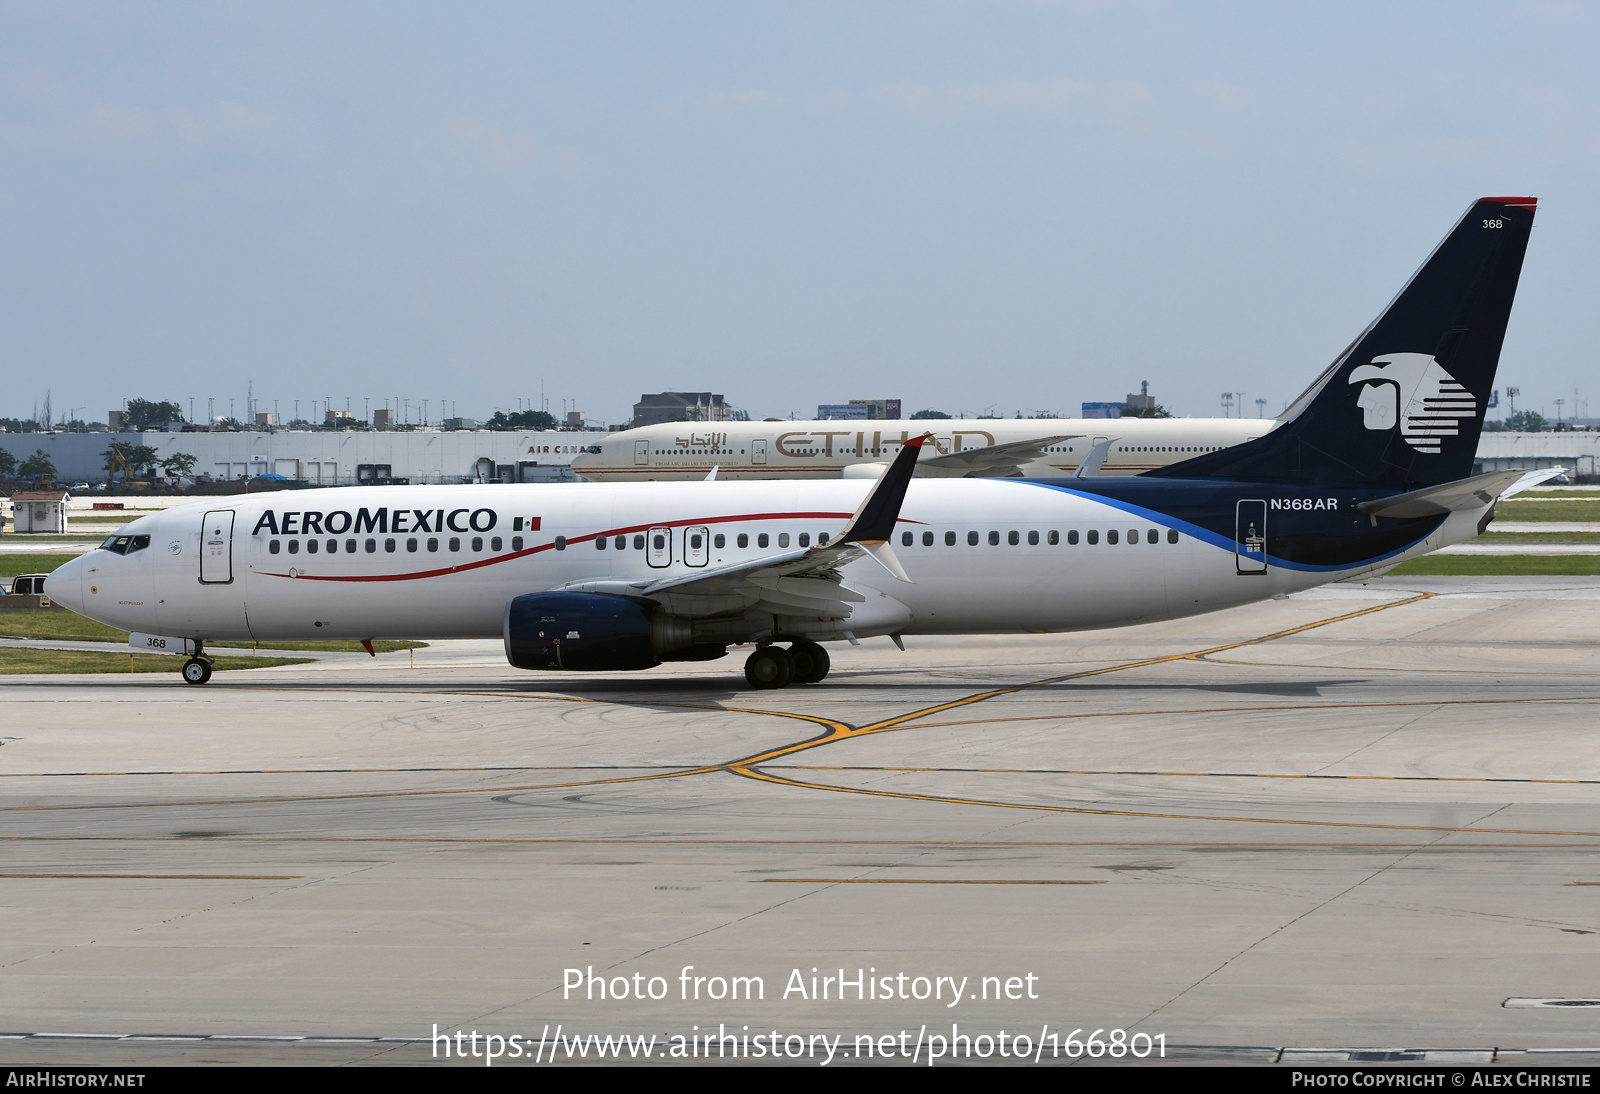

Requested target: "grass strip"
[
  {"left": 0, "top": 649, "right": 309, "bottom": 675},
  {"left": 1388, "top": 555, "right": 1600, "bottom": 576},
  {"left": 0, "top": 612, "right": 424, "bottom": 651},
  {"left": 1496, "top": 500, "right": 1600, "bottom": 521},
  {"left": 0, "top": 554, "right": 78, "bottom": 580},
  {"left": 1473, "top": 531, "right": 1600, "bottom": 542}
]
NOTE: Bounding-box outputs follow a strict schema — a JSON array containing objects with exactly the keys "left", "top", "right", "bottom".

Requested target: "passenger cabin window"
[
  {"left": 288, "top": 540, "right": 300, "bottom": 554},
  {"left": 758, "top": 533, "right": 770, "bottom": 548},
  {"left": 1047, "top": 530, "right": 1059, "bottom": 545},
  {"left": 923, "top": 531, "right": 934, "bottom": 546},
  {"left": 714, "top": 534, "right": 726, "bottom": 549},
  {"left": 967, "top": 531, "right": 979, "bottom": 546},
  {"left": 448, "top": 537, "right": 460, "bottom": 552},
  {"left": 385, "top": 538, "right": 396, "bottom": 552},
  {"left": 798, "top": 533, "right": 809, "bottom": 547},
  {"left": 902, "top": 532, "right": 913, "bottom": 547},
  {"left": 1086, "top": 530, "right": 1097, "bottom": 545},
  {"left": 778, "top": 533, "right": 790, "bottom": 548},
  {"left": 1028, "top": 531, "right": 1039, "bottom": 545},
  {"left": 596, "top": 536, "right": 607, "bottom": 550},
  {"left": 307, "top": 539, "right": 318, "bottom": 554},
  {"left": 406, "top": 538, "right": 418, "bottom": 552},
  {"left": 633, "top": 535, "right": 645, "bottom": 550},
  {"left": 366, "top": 539, "right": 377, "bottom": 553},
  {"left": 327, "top": 539, "right": 338, "bottom": 553},
  {"left": 1147, "top": 529, "right": 1158, "bottom": 544},
  {"left": 346, "top": 539, "right": 356, "bottom": 554},
  {"left": 737, "top": 533, "right": 749, "bottom": 548},
  {"left": 1107, "top": 530, "right": 1119, "bottom": 545},
  {"left": 818, "top": 533, "right": 829, "bottom": 545},
  {"left": 491, "top": 537, "right": 502, "bottom": 551},
  {"left": 945, "top": 531, "right": 956, "bottom": 546},
  {"left": 269, "top": 540, "right": 280, "bottom": 554},
  {"left": 512, "top": 537, "right": 523, "bottom": 551},
  {"left": 1008, "top": 531, "right": 1020, "bottom": 546},
  {"left": 428, "top": 538, "right": 439, "bottom": 552}
]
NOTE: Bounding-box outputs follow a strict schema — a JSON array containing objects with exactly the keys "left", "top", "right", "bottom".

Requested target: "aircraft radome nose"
[{"left": 43, "top": 555, "right": 84, "bottom": 613}]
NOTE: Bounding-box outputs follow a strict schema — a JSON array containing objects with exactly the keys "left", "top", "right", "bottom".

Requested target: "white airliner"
[
  {"left": 45, "top": 197, "right": 1538, "bottom": 690},
  {"left": 568, "top": 416, "right": 1272, "bottom": 481}
]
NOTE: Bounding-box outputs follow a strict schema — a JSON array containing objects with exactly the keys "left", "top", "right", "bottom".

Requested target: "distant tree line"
[
  {"left": 1483, "top": 410, "right": 1548, "bottom": 432},
  {"left": 486, "top": 409, "right": 559, "bottom": 430}
]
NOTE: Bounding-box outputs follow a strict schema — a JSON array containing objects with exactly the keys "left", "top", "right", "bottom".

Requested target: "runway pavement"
[{"left": 4, "top": 576, "right": 1600, "bottom": 1067}]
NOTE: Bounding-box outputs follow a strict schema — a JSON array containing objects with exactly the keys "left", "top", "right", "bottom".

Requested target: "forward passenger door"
[{"left": 200, "top": 510, "right": 235, "bottom": 584}]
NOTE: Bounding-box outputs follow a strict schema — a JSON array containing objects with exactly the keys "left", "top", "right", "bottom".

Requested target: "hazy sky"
[{"left": 3, "top": 1, "right": 1598, "bottom": 427}]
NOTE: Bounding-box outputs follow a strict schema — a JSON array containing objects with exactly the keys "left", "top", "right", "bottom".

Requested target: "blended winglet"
[{"left": 836, "top": 432, "right": 932, "bottom": 546}]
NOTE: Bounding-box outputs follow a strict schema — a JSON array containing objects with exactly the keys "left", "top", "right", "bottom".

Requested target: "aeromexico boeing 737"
[{"left": 47, "top": 197, "right": 1537, "bottom": 689}]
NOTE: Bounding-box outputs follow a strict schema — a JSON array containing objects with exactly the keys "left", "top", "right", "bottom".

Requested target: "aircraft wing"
[
  {"left": 911, "top": 434, "right": 1078, "bottom": 478},
  {"left": 562, "top": 433, "right": 930, "bottom": 619}
]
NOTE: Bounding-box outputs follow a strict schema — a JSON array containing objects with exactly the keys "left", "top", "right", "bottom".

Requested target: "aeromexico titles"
[{"left": 47, "top": 196, "right": 1539, "bottom": 689}]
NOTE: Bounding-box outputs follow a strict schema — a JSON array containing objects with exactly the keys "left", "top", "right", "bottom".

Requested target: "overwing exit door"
[
  {"left": 647, "top": 526, "right": 672, "bottom": 568},
  {"left": 684, "top": 526, "right": 709, "bottom": 567}
]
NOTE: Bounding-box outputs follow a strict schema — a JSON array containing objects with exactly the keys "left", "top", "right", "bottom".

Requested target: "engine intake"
[{"left": 503, "top": 591, "right": 724, "bottom": 671}]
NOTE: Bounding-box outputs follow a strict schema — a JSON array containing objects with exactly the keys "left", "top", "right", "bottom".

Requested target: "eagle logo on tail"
[{"left": 1348, "top": 352, "right": 1476, "bottom": 454}]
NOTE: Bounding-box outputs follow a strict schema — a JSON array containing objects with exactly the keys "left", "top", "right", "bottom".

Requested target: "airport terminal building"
[{"left": 0, "top": 429, "right": 591, "bottom": 486}]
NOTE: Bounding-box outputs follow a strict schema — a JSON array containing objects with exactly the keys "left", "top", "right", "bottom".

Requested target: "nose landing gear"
[
  {"left": 181, "top": 642, "right": 214, "bottom": 685},
  {"left": 743, "top": 641, "right": 831, "bottom": 689}
]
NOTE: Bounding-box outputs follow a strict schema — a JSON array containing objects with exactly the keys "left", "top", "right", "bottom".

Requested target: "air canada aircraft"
[{"left": 47, "top": 197, "right": 1536, "bottom": 689}]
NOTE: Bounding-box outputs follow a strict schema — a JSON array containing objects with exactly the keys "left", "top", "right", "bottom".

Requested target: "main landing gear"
[
  {"left": 744, "top": 642, "right": 831, "bottom": 690},
  {"left": 182, "top": 642, "right": 214, "bottom": 686}
]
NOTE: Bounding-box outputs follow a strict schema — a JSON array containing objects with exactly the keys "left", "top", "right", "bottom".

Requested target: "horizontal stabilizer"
[{"left": 1356, "top": 469, "right": 1531, "bottom": 520}]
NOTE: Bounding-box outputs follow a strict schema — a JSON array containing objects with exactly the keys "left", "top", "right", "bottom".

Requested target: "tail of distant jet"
[{"left": 1149, "top": 196, "right": 1536, "bottom": 487}]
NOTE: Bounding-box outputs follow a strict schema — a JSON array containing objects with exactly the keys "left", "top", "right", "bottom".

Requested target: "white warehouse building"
[{"left": 1474, "top": 432, "right": 1600, "bottom": 481}]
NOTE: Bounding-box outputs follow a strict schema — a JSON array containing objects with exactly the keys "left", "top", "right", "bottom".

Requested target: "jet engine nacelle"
[{"left": 503, "top": 591, "right": 724, "bottom": 671}]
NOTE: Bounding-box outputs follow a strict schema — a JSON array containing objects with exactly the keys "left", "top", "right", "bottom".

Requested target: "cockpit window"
[{"left": 99, "top": 534, "right": 150, "bottom": 556}]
